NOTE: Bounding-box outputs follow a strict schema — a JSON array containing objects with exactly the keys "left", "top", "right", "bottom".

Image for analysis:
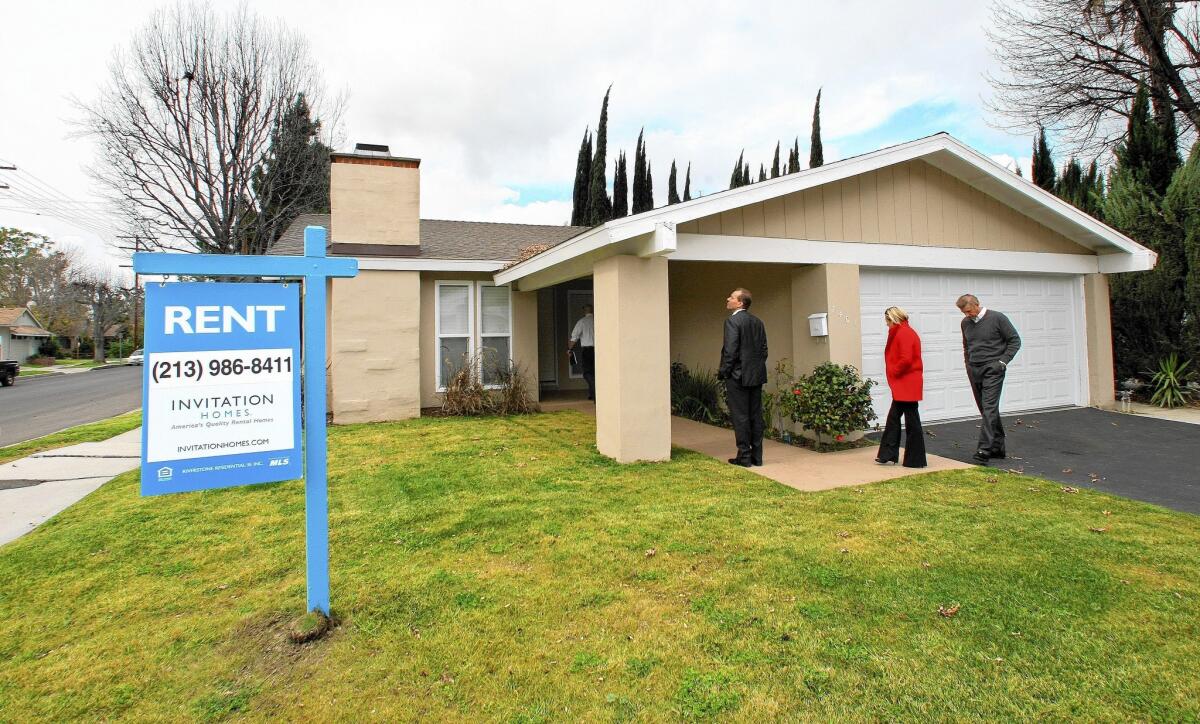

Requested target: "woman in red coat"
[{"left": 875, "top": 306, "right": 927, "bottom": 468}]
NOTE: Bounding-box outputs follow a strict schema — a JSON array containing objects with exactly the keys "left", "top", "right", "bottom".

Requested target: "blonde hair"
[{"left": 884, "top": 306, "right": 909, "bottom": 325}]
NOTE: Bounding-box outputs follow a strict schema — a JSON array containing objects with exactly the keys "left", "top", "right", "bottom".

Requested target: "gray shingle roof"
[{"left": 270, "top": 213, "right": 589, "bottom": 262}]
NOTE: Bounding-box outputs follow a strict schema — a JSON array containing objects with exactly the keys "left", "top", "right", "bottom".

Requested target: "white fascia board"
[
  {"left": 357, "top": 258, "right": 504, "bottom": 272},
  {"left": 1098, "top": 250, "right": 1156, "bottom": 273},
  {"left": 674, "top": 233, "right": 1103, "bottom": 275},
  {"left": 493, "top": 227, "right": 613, "bottom": 286}
]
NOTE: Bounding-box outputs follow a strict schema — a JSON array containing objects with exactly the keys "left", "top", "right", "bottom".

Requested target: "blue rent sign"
[{"left": 140, "top": 282, "right": 303, "bottom": 495}]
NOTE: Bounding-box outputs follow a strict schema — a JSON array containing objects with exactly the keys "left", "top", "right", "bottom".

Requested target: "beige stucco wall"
[
  {"left": 418, "top": 272, "right": 539, "bottom": 409},
  {"left": 330, "top": 161, "right": 419, "bottom": 245},
  {"left": 790, "top": 264, "right": 862, "bottom": 373},
  {"left": 1083, "top": 273, "right": 1116, "bottom": 407},
  {"left": 678, "top": 159, "right": 1091, "bottom": 255},
  {"left": 595, "top": 255, "right": 671, "bottom": 462},
  {"left": 667, "top": 262, "right": 794, "bottom": 390},
  {"left": 329, "top": 270, "right": 421, "bottom": 422}
]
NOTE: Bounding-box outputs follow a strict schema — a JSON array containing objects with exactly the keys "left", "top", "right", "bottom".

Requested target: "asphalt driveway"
[{"left": 909, "top": 407, "right": 1200, "bottom": 515}]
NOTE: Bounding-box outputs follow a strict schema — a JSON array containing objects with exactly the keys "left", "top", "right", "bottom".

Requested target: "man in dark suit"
[{"left": 718, "top": 288, "right": 769, "bottom": 467}]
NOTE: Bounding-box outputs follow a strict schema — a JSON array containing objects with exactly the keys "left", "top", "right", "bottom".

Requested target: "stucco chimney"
[{"left": 330, "top": 144, "right": 420, "bottom": 248}]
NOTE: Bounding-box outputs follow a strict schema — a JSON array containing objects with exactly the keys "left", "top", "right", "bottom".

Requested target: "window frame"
[
  {"left": 434, "top": 280, "right": 475, "bottom": 393},
  {"left": 477, "top": 281, "right": 513, "bottom": 390}
]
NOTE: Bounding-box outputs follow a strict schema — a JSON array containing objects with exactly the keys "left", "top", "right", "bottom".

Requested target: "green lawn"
[
  {"left": 0, "top": 411, "right": 142, "bottom": 466},
  {"left": 17, "top": 368, "right": 54, "bottom": 377},
  {"left": 0, "top": 411, "right": 1197, "bottom": 721}
]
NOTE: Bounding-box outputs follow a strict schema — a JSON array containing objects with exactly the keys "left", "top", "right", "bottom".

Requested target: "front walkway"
[
  {"left": 0, "top": 429, "right": 140, "bottom": 546},
  {"left": 541, "top": 397, "right": 969, "bottom": 491}
]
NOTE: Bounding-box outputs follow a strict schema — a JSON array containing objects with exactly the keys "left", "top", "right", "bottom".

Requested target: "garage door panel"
[{"left": 860, "top": 269, "right": 1083, "bottom": 423}]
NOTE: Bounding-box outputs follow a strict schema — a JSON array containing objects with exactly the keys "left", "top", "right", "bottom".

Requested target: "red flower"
[{"left": 836, "top": 434, "right": 845, "bottom": 442}]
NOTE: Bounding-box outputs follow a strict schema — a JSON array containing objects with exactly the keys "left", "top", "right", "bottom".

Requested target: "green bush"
[
  {"left": 670, "top": 362, "right": 728, "bottom": 425},
  {"left": 1149, "top": 353, "right": 1195, "bottom": 408},
  {"left": 788, "top": 362, "right": 877, "bottom": 449},
  {"left": 37, "top": 338, "right": 61, "bottom": 357}
]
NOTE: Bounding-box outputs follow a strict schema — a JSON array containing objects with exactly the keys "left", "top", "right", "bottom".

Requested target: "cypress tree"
[
  {"left": 667, "top": 160, "right": 680, "bottom": 205},
  {"left": 771, "top": 142, "right": 781, "bottom": 178},
  {"left": 742, "top": 161, "right": 750, "bottom": 187},
  {"left": 758, "top": 164, "right": 766, "bottom": 182},
  {"left": 730, "top": 150, "right": 745, "bottom": 189},
  {"left": 571, "top": 128, "right": 592, "bottom": 226},
  {"left": 683, "top": 163, "right": 692, "bottom": 201},
  {"left": 612, "top": 151, "right": 628, "bottom": 219},
  {"left": 648, "top": 160, "right": 656, "bottom": 210},
  {"left": 1165, "top": 142, "right": 1200, "bottom": 361},
  {"left": 586, "top": 87, "right": 613, "bottom": 226},
  {"left": 1057, "top": 158, "right": 1084, "bottom": 208},
  {"left": 809, "top": 88, "right": 824, "bottom": 168},
  {"left": 633, "top": 130, "right": 653, "bottom": 214},
  {"left": 1031, "top": 127, "right": 1056, "bottom": 191},
  {"left": 789, "top": 138, "right": 801, "bottom": 174},
  {"left": 1119, "top": 85, "right": 1181, "bottom": 197}
]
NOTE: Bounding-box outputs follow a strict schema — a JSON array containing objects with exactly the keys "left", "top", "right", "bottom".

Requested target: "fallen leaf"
[
  {"left": 925, "top": 430, "right": 937, "bottom": 437},
  {"left": 920, "top": 561, "right": 932, "bottom": 569},
  {"left": 1089, "top": 527, "right": 1107, "bottom": 533},
  {"left": 839, "top": 548, "right": 849, "bottom": 554},
  {"left": 1103, "top": 510, "right": 1112, "bottom": 516},
  {"left": 644, "top": 548, "right": 656, "bottom": 558},
  {"left": 938, "top": 603, "right": 961, "bottom": 618},
  {"left": 1062, "top": 486, "right": 1078, "bottom": 493},
  {"left": 986, "top": 476, "right": 998, "bottom": 483},
  {"left": 1062, "top": 468, "right": 1073, "bottom": 474},
  {"left": 836, "top": 531, "right": 851, "bottom": 539}
]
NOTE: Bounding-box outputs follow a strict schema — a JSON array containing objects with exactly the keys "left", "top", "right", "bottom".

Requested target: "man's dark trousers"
[
  {"left": 579, "top": 346, "right": 595, "bottom": 400},
  {"left": 967, "top": 362, "right": 1006, "bottom": 454},
  {"left": 725, "top": 379, "right": 763, "bottom": 465}
]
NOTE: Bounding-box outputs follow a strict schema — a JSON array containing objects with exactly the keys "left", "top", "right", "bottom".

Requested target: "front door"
[{"left": 566, "top": 290, "right": 593, "bottom": 379}]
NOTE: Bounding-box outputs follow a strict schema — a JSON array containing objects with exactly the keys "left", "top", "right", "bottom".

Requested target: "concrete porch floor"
[{"left": 539, "top": 395, "right": 970, "bottom": 492}]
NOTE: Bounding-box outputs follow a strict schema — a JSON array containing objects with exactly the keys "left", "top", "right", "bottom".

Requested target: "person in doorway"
[
  {"left": 957, "top": 293, "right": 1022, "bottom": 464},
  {"left": 567, "top": 304, "right": 596, "bottom": 401},
  {"left": 718, "top": 288, "right": 768, "bottom": 467},
  {"left": 874, "top": 306, "right": 927, "bottom": 468}
]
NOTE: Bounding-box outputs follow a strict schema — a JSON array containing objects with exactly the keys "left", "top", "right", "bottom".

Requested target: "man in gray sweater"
[{"left": 957, "top": 294, "right": 1021, "bottom": 464}]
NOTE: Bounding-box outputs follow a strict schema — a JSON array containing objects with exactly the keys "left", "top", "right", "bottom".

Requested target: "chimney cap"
[{"left": 332, "top": 144, "right": 421, "bottom": 165}]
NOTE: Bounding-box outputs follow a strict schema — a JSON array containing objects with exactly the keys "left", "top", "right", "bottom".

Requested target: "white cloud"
[{"left": 2, "top": 0, "right": 1016, "bottom": 260}]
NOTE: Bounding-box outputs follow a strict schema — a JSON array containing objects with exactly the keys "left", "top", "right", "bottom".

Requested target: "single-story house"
[
  {"left": 0, "top": 307, "right": 52, "bottom": 361},
  {"left": 273, "top": 134, "right": 1155, "bottom": 463}
]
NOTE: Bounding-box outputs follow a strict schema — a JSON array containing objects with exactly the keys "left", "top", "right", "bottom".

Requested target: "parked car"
[
  {"left": 128, "top": 349, "right": 145, "bottom": 366},
  {"left": 0, "top": 359, "right": 17, "bottom": 387}
]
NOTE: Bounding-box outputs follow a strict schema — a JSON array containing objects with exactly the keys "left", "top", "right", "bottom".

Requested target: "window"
[
  {"left": 435, "top": 281, "right": 513, "bottom": 391},
  {"left": 436, "top": 282, "right": 472, "bottom": 390},
  {"left": 478, "top": 283, "right": 512, "bottom": 386}
]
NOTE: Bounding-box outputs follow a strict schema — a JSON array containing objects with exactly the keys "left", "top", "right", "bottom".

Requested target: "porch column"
[
  {"left": 790, "top": 263, "right": 862, "bottom": 372},
  {"left": 1083, "top": 273, "right": 1115, "bottom": 407},
  {"left": 593, "top": 255, "right": 671, "bottom": 462}
]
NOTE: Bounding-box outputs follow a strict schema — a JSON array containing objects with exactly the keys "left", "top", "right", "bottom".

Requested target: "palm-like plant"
[{"left": 1148, "top": 354, "right": 1195, "bottom": 409}]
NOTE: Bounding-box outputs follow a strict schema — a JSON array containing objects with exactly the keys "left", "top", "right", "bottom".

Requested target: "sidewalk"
[
  {"left": 540, "top": 398, "right": 969, "bottom": 491},
  {"left": 0, "top": 429, "right": 140, "bottom": 546},
  {"left": 1125, "top": 402, "right": 1200, "bottom": 426}
]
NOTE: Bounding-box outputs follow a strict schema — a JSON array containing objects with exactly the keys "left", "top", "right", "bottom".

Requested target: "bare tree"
[
  {"left": 987, "top": 0, "right": 1200, "bottom": 156},
  {"left": 77, "top": 1, "right": 336, "bottom": 255},
  {"left": 70, "top": 267, "right": 134, "bottom": 363}
]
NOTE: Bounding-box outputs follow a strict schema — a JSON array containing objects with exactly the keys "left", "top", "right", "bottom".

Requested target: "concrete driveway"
[{"left": 916, "top": 407, "right": 1200, "bottom": 515}]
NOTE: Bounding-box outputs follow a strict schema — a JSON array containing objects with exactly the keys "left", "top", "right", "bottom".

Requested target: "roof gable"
[{"left": 0, "top": 307, "right": 40, "bottom": 328}]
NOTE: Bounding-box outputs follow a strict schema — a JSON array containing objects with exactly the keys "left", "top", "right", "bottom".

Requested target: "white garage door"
[{"left": 859, "top": 269, "right": 1086, "bottom": 423}]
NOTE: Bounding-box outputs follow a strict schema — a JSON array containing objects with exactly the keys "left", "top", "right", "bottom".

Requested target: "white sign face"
[{"left": 145, "top": 348, "right": 296, "bottom": 463}]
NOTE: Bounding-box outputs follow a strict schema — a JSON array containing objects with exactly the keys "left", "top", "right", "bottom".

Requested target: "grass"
[
  {"left": 0, "top": 411, "right": 142, "bottom": 465},
  {"left": 0, "top": 411, "right": 1198, "bottom": 720},
  {"left": 17, "top": 368, "right": 54, "bottom": 377}
]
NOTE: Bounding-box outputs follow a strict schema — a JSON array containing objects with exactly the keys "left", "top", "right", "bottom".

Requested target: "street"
[{"left": 0, "top": 366, "right": 141, "bottom": 447}]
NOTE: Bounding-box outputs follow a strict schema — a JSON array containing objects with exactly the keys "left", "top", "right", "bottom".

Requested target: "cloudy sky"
[{"left": 0, "top": 1, "right": 1031, "bottom": 269}]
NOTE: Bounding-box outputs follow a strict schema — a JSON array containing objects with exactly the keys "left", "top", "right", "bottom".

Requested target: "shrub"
[
  {"left": 788, "top": 362, "right": 877, "bottom": 449},
  {"left": 37, "top": 338, "right": 61, "bottom": 357},
  {"left": 1148, "top": 353, "right": 1195, "bottom": 408},
  {"left": 440, "top": 351, "right": 539, "bottom": 417},
  {"left": 670, "top": 362, "right": 728, "bottom": 424}
]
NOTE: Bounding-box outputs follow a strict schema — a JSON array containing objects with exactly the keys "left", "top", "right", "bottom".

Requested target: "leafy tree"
[
  {"left": 571, "top": 129, "right": 592, "bottom": 225},
  {"left": 809, "top": 89, "right": 824, "bottom": 168},
  {"left": 1032, "top": 127, "right": 1057, "bottom": 191},
  {"left": 0, "top": 228, "right": 84, "bottom": 341},
  {"left": 667, "top": 160, "right": 681, "bottom": 205},
  {"left": 1163, "top": 141, "right": 1200, "bottom": 362},
  {"left": 771, "top": 141, "right": 781, "bottom": 178},
  {"left": 1118, "top": 84, "right": 1180, "bottom": 196},
  {"left": 612, "top": 151, "right": 628, "bottom": 219},
  {"left": 683, "top": 163, "right": 692, "bottom": 201},
  {"left": 586, "top": 87, "right": 613, "bottom": 225},
  {"left": 249, "top": 93, "right": 331, "bottom": 254}
]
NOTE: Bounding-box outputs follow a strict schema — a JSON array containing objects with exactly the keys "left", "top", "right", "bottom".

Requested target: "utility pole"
[{"left": 117, "top": 235, "right": 146, "bottom": 348}]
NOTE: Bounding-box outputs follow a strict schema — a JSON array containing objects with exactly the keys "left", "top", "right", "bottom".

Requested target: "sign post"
[{"left": 134, "top": 227, "right": 356, "bottom": 615}]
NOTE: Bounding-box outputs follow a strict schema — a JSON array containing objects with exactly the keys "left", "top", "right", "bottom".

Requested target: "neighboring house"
[
  {"left": 0, "top": 307, "right": 52, "bottom": 361},
  {"left": 275, "top": 134, "right": 1155, "bottom": 463}
]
